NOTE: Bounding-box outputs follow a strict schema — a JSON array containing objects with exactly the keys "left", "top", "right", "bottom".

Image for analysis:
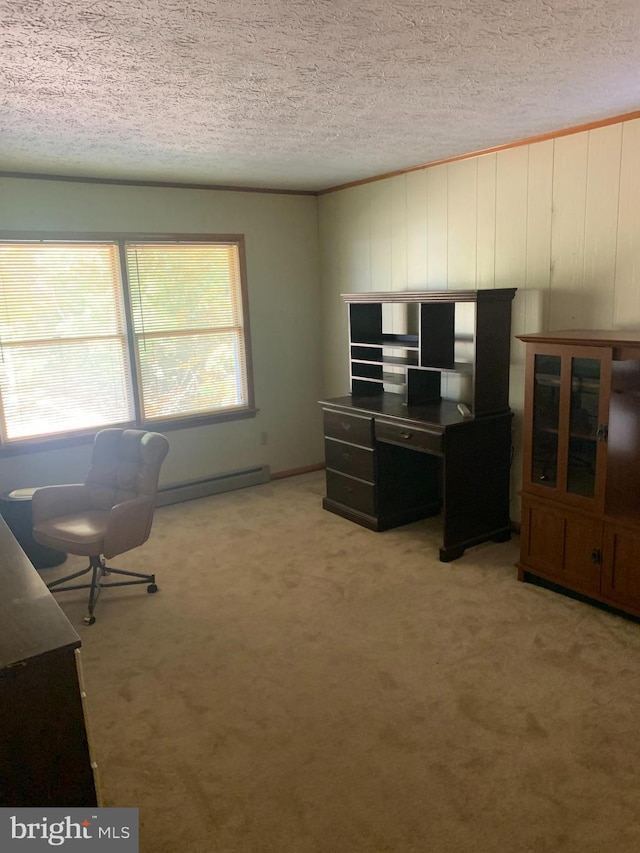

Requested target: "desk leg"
[
  {"left": 439, "top": 414, "right": 513, "bottom": 561},
  {"left": 439, "top": 543, "right": 466, "bottom": 562}
]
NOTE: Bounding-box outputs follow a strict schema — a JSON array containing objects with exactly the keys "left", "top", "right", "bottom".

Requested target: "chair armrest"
[
  {"left": 31, "top": 484, "right": 88, "bottom": 525},
  {"left": 103, "top": 495, "right": 154, "bottom": 559}
]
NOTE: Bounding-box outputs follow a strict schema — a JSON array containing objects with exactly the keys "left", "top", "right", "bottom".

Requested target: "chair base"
[{"left": 46, "top": 555, "right": 157, "bottom": 624}]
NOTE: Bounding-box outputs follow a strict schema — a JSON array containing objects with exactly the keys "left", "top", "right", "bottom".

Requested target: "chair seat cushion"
[{"left": 33, "top": 510, "right": 109, "bottom": 557}]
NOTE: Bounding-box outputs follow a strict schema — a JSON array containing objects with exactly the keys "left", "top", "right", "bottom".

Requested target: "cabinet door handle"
[
  {"left": 591, "top": 548, "right": 601, "bottom": 564},
  {"left": 400, "top": 431, "right": 413, "bottom": 439}
]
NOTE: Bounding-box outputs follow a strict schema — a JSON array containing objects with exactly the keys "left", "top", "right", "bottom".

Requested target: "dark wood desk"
[
  {"left": 0, "top": 516, "right": 97, "bottom": 806},
  {"left": 320, "top": 394, "right": 513, "bottom": 561}
]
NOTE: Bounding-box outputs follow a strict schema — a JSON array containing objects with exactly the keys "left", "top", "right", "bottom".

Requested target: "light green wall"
[
  {"left": 0, "top": 177, "right": 323, "bottom": 491},
  {"left": 318, "top": 118, "right": 640, "bottom": 519}
]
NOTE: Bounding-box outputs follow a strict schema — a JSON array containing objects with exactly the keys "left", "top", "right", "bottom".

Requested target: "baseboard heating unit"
[{"left": 156, "top": 465, "right": 271, "bottom": 507}]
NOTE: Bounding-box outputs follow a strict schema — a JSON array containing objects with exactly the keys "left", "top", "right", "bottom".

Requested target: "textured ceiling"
[{"left": 1, "top": 0, "right": 639, "bottom": 191}]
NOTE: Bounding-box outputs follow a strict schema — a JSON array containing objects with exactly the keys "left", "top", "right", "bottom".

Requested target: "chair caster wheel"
[
  {"left": 83, "top": 615, "right": 96, "bottom": 625},
  {"left": 147, "top": 583, "right": 158, "bottom": 593}
]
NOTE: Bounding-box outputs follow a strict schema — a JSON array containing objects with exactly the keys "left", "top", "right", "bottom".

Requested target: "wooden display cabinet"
[{"left": 517, "top": 329, "right": 640, "bottom": 617}]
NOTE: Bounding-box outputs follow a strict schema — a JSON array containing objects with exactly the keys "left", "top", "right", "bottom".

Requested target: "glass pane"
[
  {"left": 126, "top": 244, "right": 240, "bottom": 333},
  {"left": 125, "top": 242, "right": 251, "bottom": 422},
  {"left": 1, "top": 339, "right": 133, "bottom": 440},
  {"left": 0, "top": 243, "right": 124, "bottom": 341},
  {"left": 137, "top": 331, "right": 246, "bottom": 420},
  {"left": 532, "top": 354, "right": 561, "bottom": 487},
  {"left": 567, "top": 357, "right": 600, "bottom": 498},
  {"left": 0, "top": 243, "right": 135, "bottom": 442}
]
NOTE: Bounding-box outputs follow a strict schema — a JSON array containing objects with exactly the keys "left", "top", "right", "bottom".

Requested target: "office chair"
[{"left": 32, "top": 428, "right": 169, "bottom": 625}]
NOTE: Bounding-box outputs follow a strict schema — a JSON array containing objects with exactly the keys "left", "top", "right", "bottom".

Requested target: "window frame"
[{"left": 0, "top": 231, "right": 257, "bottom": 455}]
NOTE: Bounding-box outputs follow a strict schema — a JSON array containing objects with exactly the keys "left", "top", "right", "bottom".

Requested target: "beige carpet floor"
[{"left": 45, "top": 471, "right": 640, "bottom": 853}]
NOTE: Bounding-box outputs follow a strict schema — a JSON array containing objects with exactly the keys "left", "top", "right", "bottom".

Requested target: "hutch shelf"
[{"left": 517, "top": 329, "right": 640, "bottom": 618}]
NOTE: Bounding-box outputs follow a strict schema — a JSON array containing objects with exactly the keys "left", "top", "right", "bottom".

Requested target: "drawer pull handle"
[
  {"left": 341, "top": 452, "right": 352, "bottom": 461},
  {"left": 341, "top": 422, "right": 351, "bottom": 431},
  {"left": 400, "top": 431, "right": 413, "bottom": 439}
]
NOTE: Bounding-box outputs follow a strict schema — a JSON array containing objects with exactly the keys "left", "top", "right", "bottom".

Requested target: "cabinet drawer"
[
  {"left": 323, "top": 409, "right": 373, "bottom": 448},
  {"left": 324, "top": 438, "right": 374, "bottom": 482},
  {"left": 326, "top": 470, "right": 376, "bottom": 516},
  {"left": 375, "top": 420, "right": 444, "bottom": 456}
]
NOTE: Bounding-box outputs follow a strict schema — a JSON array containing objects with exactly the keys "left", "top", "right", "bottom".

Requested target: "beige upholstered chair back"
[
  {"left": 32, "top": 428, "right": 170, "bottom": 623},
  {"left": 85, "top": 428, "right": 169, "bottom": 512}
]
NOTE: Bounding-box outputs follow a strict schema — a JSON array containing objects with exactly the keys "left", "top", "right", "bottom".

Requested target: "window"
[{"left": 0, "top": 235, "right": 254, "bottom": 447}]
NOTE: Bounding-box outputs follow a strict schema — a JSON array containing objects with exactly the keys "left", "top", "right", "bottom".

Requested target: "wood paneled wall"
[{"left": 319, "top": 117, "right": 640, "bottom": 520}]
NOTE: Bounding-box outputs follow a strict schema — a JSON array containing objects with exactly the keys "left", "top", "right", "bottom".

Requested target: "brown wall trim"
[
  {"left": 319, "top": 109, "right": 640, "bottom": 195},
  {"left": 0, "top": 170, "right": 316, "bottom": 197},
  {"left": 271, "top": 463, "right": 325, "bottom": 480},
  {"left": 3, "top": 109, "right": 639, "bottom": 199},
  {"left": 0, "top": 230, "right": 246, "bottom": 241}
]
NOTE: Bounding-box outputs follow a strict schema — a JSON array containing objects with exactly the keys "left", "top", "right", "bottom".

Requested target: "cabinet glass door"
[
  {"left": 531, "top": 354, "right": 561, "bottom": 488},
  {"left": 567, "top": 357, "right": 601, "bottom": 498},
  {"left": 524, "top": 343, "right": 611, "bottom": 510}
]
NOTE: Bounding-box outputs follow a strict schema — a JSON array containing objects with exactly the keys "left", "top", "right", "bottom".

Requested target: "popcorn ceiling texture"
[{"left": 1, "top": 0, "right": 639, "bottom": 190}]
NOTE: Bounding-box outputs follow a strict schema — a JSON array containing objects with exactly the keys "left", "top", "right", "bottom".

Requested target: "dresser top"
[
  {"left": 0, "top": 517, "right": 80, "bottom": 670},
  {"left": 320, "top": 394, "right": 512, "bottom": 428},
  {"left": 518, "top": 329, "right": 640, "bottom": 347}
]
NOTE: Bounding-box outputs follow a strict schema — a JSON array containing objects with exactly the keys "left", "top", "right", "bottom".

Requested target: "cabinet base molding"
[{"left": 518, "top": 567, "right": 640, "bottom": 623}]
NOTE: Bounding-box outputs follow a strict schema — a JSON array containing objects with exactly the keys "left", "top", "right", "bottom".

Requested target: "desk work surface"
[
  {"left": 321, "top": 394, "right": 473, "bottom": 429},
  {"left": 0, "top": 514, "right": 80, "bottom": 670}
]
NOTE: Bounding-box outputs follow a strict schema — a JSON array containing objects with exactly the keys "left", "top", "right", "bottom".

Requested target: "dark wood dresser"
[{"left": 0, "top": 515, "right": 98, "bottom": 806}]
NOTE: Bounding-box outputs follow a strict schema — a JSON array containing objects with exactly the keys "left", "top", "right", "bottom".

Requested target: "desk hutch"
[
  {"left": 320, "top": 288, "right": 517, "bottom": 561},
  {"left": 517, "top": 329, "right": 640, "bottom": 618}
]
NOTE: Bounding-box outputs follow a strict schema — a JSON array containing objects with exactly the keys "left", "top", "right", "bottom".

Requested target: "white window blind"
[
  {"left": 125, "top": 242, "right": 248, "bottom": 421},
  {"left": 0, "top": 243, "right": 134, "bottom": 442}
]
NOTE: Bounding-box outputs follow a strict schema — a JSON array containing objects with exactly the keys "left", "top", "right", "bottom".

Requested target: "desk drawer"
[
  {"left": 326, "top": 470, "right": 376, "bottom": 516},
  {"left": 325, "top": 438, "right": 374, "bottom": 482},
  {"left": 323, "top": 409, "right": 373, "bottom": 448},
  {"left": 375, "top": 420, "right": 444, "bottom": 456}
]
